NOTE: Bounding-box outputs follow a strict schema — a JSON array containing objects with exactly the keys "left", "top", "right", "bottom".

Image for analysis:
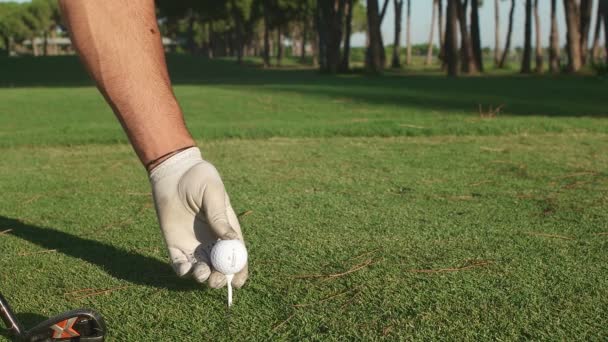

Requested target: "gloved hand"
[{"left": 149, "top": 147, "right": 248, "bottom": 288}]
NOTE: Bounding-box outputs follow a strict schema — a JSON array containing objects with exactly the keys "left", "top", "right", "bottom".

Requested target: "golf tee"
[{"left": 226, "top": 274, "right": 234, "bottom": 307}]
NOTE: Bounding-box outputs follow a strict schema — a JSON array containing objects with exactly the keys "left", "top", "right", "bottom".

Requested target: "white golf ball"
[{"left": 210, "top": 239, "right": 248, "bottom": 275}]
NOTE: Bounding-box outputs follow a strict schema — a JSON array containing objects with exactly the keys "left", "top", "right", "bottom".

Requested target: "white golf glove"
[{"left": 149, "top": 147, "right": 248, "bottom": 288}]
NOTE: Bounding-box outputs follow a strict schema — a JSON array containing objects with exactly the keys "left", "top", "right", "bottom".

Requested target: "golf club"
[{"left": 0, "top": 293, "right": 106, "bottom": 342}]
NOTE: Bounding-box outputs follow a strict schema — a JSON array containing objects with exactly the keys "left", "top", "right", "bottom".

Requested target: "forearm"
[{"left": 59, "top": 0, "right": 194, "bottom": 168}]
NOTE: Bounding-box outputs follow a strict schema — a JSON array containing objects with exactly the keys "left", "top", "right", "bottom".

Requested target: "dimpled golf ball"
[{"left": 210, "top": 239, "right": 248, "bottom": 275}]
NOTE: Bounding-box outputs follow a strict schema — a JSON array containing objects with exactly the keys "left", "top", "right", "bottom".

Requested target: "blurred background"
[{"left": 0, "top": 0, "right": 606, "bottom": 75}]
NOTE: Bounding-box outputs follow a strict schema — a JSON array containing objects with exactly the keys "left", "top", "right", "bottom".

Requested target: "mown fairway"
[{"left": 1, "top": 56, "right": 607, "bottom": 340}]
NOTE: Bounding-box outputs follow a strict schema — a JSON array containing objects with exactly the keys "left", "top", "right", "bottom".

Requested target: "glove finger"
[
  {"left": 231, "top": 264, "right": 249, "bottom": 289},
  {"left": 168, "top": 247, "right": 193, "bottom": 277},
  {"left": 192, "top": 261, "right": 212, "bottom": 283},
  {"left": 203, "top": 181, "right": 238, "bottom": 240},
  {"left": 208, "top": 270, "right": 228, "bottom": 289}
]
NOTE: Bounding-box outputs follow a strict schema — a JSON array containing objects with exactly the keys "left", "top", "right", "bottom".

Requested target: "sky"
[{"left": 353, "top": 0, "right": 603, "bottom": 48}]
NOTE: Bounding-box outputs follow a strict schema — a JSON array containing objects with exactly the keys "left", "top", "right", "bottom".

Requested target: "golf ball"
[{"left": 210, "top": 239, "right": 248, "bottom": 275}]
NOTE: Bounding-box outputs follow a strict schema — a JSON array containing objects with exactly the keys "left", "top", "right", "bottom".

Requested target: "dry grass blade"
[
  {"left": 293, "top": 258, "right": 374, "bottom": 279},
  {"left": 400, "top": 124, "right": 426, "bottom": 129},
  {"left": 71, "top": 285, "right": 132, "bottom": 299},
  {"left": 0, "top": 229, "right": 13, "bottom": 235},
  {"left": 554, "top": 171, "right": 599, "bottom": 180},
  {"left": 18, "top": 249, "right": 57, "bottom": 256},
  {"left": 593, "top": 232, "right": 608, "bottom": 236},
  {"left": 480, "top": 147, "right": 505, "bottom": 152},
  {"left": 383, "top": 325, "right": 394, "bottom": 336},
  {"left": 340, "top": 289, "right": 363, "bottom": 309},
  {"left": 271, "top": 312, "right": 296, "bottom": 332},
  {"left": 64, "top": 288, "right": 97, "bottom": 296},
  {"left": 525, "top": 232, "right": 575, "bottom": 240},
  {"left": 238, "top": 210, "right": 253, "bottom": 218},
  {"left": 409, "top": 260, "right": 493, "bottom": 273},
  {"left": 293, "top": 287, "right": 360, "bottom": 308},
  {"left": 347, "top": 248, "right": 381, "bottom": 261},
  {"left": 470, "top": 180, "right": 493, "bottom": 186},
  {"left": 23, "top": 195, "right": 42, "bottom": 205}
]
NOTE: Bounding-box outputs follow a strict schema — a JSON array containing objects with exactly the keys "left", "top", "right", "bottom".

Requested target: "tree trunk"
[
  {"left": 494, "top": 0, "right": 501, "bottom": 67},
  {"left": 392, "top": 0, "right": 403, "bottom": 68},
  {"left": 318, "top": 0, "right": 345, "bottom": 73},
  {"left": 534, "top": 0, "right": 543, "bottom": 72},
  {"left": 341, "top": 0, "right": 354, "bottom": 71},
  {"left": 471, "top": 0, "right": 483, "bottom": 72},
  {"left": 42, "top": 30, "right": 48, "bottom": 56},
  {"left": 456, "top": 0, "right": 477, "bottom": 73},
  {"left": 564, "top": 0, "right": 582, "bottom": 72},
  {"left": 579, "top": 0, "right": 593, "bottom": 65},
  {"left": 499, "top": 0, "right": 516, "bottom": 68},
  {"left": 330, "top": 0, "right": 346, "bottom": 73},
  {"left": 233, "top": 9, "right": 244, "bottom": 64},
  {"left": 438, "top": 0, "right": 445, "bottom": 66},
  {"left": 277, "top": 27, "right": 283, "bottom": 66},
  {"left": 591, "top": 4, "right": 603, "bottom": 63},
  {"left": 2, "top": 36, "right": 10, "bottom": 56},
  {"left": 380, "top": 0, "right": 390, "bottom": 23},
  {"left": 602, "top": 0, "right": 608, "bottom": 64},
  {"left": 263, "top": 7, "right": 270, "bottom": 67},
  {"left": 521, "top": 0, "right": 533, "bottom": 73},
  {"left": 311, "top": 19, "right": 319, "bottom": 66},
  {"left": 426, "top": 0, "right": 438, "bottom": 65},
  {"left": 405, "top": 0, "right": 411, "bottom": 65},
  {"left": 446, "top": 0, "right": 460, "bottom": 76},
  {"left": 302, "top": 19, "right": 309, "bottom": 62},
  {"left": 549, "top": 0, "right": 561, "bottom": 72},
  {"left": 367, "top": 0, "right": 384, "bottom": 72},
  {"left": 186, "top": 13, "right": 196, "bottom": 54}
]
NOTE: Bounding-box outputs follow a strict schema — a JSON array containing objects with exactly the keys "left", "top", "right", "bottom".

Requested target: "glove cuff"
[{"left": 149, "top": 147, "right": 203, "bottom": 183}]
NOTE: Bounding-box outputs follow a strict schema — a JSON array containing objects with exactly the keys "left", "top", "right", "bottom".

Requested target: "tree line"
[{"left": 1, "top": 0, "right": 607, "bottom": 76}]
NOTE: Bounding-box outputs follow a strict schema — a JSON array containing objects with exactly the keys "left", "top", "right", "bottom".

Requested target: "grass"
[{"left": 0, "top": 55, "right": 607, "bottom": 340}]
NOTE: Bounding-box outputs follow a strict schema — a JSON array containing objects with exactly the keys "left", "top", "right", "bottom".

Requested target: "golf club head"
[{"left": 21, "top": 309, "right": 106, "bottom": 342}]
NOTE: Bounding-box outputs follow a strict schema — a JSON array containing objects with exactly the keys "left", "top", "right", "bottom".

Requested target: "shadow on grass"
[
  {"left": 1, "top": 55, "right": 607, "bottom": 118},
  {"left": 0, "top": 216, "right": 199, "bottom": 291}
]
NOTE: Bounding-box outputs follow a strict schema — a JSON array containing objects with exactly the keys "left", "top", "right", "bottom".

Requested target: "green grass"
[{"left": 0, "top": 55, "right": 607, "bottom": 340}]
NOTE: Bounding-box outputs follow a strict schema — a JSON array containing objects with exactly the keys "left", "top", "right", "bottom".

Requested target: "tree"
[
  {"left": 405, "top": 0, "right": 412, "bottom": 65},
  {"left": 498, "top": 0, "right": 515, "bottom": 68},
  {"left": 564, "top": 0, "right": 583, "bottom": 71},
  {"left": 549, "top": 0, "right": 561, "bottom": 72},
  {"left": 601, "top": 0, "right": 608, "bottom": 64},
  {"left": 29, "top": 0, "right": 60, "bottom": 56},
  {"left": 445, "top": 0, "right": 460, "bottom": 76},
  {"left": 366, "top": 0, "right": 384, "bottom": 72},
  {"left": 470, "top": 0, "right": 483, "bottom": 72},
  {"left": 455, "top": 0, "right": 477, "bottom": 73},
  {"left": 263, "top": 1, "right": 271, "bottom": 66},
  {"left": 425, "top": 0, "right": 438, "bottom": 65},
  {"left": 317, "top": 0, "right": 346, "bottom": 73},
  {"left": 521, "top": 0, "right": 532, "bottom": 73},
  {"left": 438, "top": 0, "right": 445, "bottom": 66},
  {"left": 0, "top": 2, "right": 35, "bottom": 56},
  {"left": 591, "top": 0, "right": 604, "bottom": 63},
  {"left": 340, "top": 0, "right": 354, "bottom": 71},
  {"left": 391, "top": 0, "right": 404, "bottom": 68},
  {"left": 579, "top": 0, "right": 593, "bottom": 65},
  {"left": 533, "top": 0, "right": 543, "bottom": 72},
  {"left": 494, "top": 0, "right": 500, "bottom": 67}
]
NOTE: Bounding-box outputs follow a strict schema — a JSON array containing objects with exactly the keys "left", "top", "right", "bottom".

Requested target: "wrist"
[
  {"left": 148, "top": 146, "right": 204, "bottom": 183},
  {"left": 146, "top": 145, "right": 196, "bottom": 172}
]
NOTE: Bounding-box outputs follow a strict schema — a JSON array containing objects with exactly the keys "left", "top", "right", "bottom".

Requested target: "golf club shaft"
[{"left": 0, "top": 293, "right": 24, "bottom": 337}]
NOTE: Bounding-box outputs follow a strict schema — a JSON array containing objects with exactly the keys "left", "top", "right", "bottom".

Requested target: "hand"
[{"left": 149, "top": 147, "right": 248, "bottom": 288}]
